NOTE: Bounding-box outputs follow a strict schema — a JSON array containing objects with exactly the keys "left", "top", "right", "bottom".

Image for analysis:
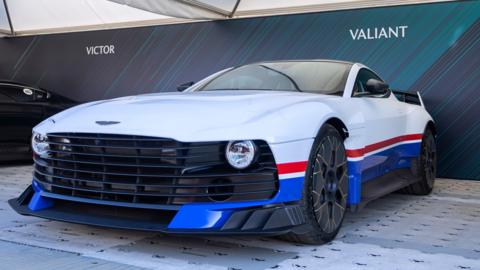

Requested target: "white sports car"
[{"left": 10, "top": 60, "right": 436, "bottom": 244}]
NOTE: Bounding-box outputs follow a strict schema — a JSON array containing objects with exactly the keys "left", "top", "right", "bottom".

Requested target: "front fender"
[{"left": 190, "top": 101, "right": 344, "bottom": 144}]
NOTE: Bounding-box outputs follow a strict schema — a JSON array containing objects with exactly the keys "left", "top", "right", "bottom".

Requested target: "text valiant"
[{"left": 349, "top": 26, "right": 408, "bottom": 40}]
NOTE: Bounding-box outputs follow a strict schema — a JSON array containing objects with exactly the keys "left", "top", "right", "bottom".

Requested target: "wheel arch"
[
  {"left": 324, "top": 117, "right": 349, "bottom": 140},
  {"left": 425, "top": 120, "right": 437, "bottom": 137}
]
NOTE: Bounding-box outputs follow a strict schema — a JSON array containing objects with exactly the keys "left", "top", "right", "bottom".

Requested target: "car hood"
[{"left": 37, "top": 90, "right": 341, "bottom": 143}]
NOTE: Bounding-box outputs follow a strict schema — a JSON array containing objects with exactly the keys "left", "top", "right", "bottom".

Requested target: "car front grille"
[{"left": 33, "top": 133, "right": 278, "bottom": 205}]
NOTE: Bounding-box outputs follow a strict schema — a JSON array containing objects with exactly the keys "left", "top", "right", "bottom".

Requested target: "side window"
[
  {"left": 0, "top": 85, "right": 34, "bottom": 102},
  {"left": 352, "top": 68, "right": 383, "bottom": 97},
  {"left": 0, "top": 92, "right": 13, "bottom": 102}
]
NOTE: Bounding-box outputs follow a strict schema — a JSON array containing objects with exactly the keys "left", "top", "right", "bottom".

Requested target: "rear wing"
[{"left": 392, "top": 90, "right": 424, "bottom": 107}]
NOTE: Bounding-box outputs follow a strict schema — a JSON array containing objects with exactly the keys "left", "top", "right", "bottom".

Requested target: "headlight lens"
[
  {"left": 32, "top": 132, "right": 49, "bottom": 156},
  {"left": 225, "top": 140, "right": 256, "bottom": 169}
]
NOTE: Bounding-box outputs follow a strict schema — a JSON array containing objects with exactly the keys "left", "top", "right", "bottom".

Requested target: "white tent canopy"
[
  {"left": 0, "top": 0, "right": 189, "bottom": 36},
  {"left": 0, "top": 1, "right": 12, "bottom": 35},
  {"left": 110, "top": 0, "right": 241, "bottom": 19},
  {"left": 109, "top": 0, "right": 453, "bottom": 19},
  {"left": 0, "top": 0, "right": 453, "bottom": 37}
]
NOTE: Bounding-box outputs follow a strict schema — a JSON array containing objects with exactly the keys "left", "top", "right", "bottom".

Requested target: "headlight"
[
  {"left": 32, "top": 132, "right": 49, "bottom": 156},
  {"left": 225, "top": 140, "right": 256, "bottom": 169}
]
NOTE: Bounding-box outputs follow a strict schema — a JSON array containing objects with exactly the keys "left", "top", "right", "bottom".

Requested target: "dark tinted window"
[
  {"left": 0, "top": 85, "right": 34, "bottom": 102},
  {"left": 200, "top": 61, "right": 351, "bottom": 96},
  {"left": 0, "top": 92, "right": 12, "bottom": 102}
]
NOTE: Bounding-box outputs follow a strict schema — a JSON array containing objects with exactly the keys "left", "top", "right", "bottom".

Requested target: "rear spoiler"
[{"left": 392, "top": 90, "right": 424, "bottom": 107}]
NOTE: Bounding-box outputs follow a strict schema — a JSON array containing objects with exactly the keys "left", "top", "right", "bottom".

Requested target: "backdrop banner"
[{"left": 0, "top": 1, "right": 479, "bottom": 180}]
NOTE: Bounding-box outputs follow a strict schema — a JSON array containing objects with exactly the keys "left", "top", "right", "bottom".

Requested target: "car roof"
[
  {"left": 0, "top": 80, "right": 35, "bottom": 87},
  {"left": 248, "top": 59, "right": 355, "bottom": 66},
  {"left": 0, "top": 81, "right": 46, "bottom": 92}
]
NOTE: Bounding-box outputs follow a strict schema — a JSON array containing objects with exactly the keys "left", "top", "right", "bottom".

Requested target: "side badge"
[{"left": 95, "top": 121, "right": 120, "bottom": 126}]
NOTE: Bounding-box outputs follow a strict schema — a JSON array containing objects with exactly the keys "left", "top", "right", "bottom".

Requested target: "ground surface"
[{"left": 0, "top": 165, "right": 479, "bottom": 270}]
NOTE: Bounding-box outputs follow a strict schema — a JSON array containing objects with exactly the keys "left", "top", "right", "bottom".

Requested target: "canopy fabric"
[
  {"left": 0, "top": 1, "right": 12, "bottom": 35},
  {"left": 0, "top": 0, "right": 454, "bottom": 37},
  {"left": 0, "top": 0, "right": 192, "bottom": 37},
  {"left": 108, "top": 0, "right": 454, "bottom": 19},
  {"left": 110, "top": 0, "right": 240, "bottom": 19}
]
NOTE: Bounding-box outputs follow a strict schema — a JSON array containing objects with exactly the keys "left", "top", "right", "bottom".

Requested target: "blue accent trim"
[
  {"left": 168, "top": 177, "right": 304, "bottom": 229},
  {"left": 28, "top": 177, "right": 305, "bottom": 230},
  {"left": 32, "top": 179, "right": 42, "bottom": 192},
  {"left": 347, "top": 161, "right": 362, "bottom": 205},
  {"left": 348, "top": 142, "right": 421, "bottom": 205},
  {"left": 29, "top": 180, "right": 54, "bottom": 211}
]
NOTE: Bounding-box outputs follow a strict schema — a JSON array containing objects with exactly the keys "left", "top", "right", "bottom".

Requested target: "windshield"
[{"left": 198, "top": 61, "right": 351, "bottom": 95}]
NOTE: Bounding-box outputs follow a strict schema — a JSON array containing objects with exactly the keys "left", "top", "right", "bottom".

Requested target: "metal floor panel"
[
  {"left": 0, "top": 240, "right": 145, "bottom": 270},
  {"left": 0, "top": 165, "right": 479, "bottom": 270}
]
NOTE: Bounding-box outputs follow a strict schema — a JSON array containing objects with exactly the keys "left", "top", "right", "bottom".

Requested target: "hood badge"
[{"left": 95, "top": 121, "right": 120, "bottom": 126}]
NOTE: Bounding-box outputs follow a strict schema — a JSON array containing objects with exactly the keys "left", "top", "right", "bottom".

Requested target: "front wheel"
[{"left": 281, "top": 124, "right": 348, "bottom": 244}]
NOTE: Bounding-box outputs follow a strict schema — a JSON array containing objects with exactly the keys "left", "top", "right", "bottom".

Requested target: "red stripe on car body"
[
  {"left": 277, "top": 161, "right": 308, "bottom": 174},
  {"left": 346, "top": 133, "right": 423, "bottom": 158},
  {"left": 276, "top": 134, "right": 422, "bottom": 172}
]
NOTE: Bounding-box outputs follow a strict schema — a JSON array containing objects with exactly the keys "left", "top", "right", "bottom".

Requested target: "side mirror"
[
  {"left": 177, "top": 81, "right": 194, "bottom": 92},
  {"left": 366, "top": 79, "right": 389, "bottom": 94}
]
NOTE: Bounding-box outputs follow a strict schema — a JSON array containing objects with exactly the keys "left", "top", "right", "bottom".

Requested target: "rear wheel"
[
  {"left": 401, "top": 128, "right": 436, "bottom": 195},
  {"left": 281, "top": 124, "right": 348, "bottom": 244}
]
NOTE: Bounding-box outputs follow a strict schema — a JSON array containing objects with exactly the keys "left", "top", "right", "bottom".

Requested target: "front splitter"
[{"left": 9, "top": 185, "right": 306, "bottom": 235}]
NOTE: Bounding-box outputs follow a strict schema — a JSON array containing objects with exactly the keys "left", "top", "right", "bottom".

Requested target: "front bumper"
[
  {"left": 11, "top": 135, "right": 312, "bottom": 234},
  {"left": 9, "top": 183, "right": 306, "bottom": 235}
]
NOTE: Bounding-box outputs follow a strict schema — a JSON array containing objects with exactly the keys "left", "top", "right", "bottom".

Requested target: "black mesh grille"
[{"left": 34, "top": 133, "right": 278, "bottom": 205}]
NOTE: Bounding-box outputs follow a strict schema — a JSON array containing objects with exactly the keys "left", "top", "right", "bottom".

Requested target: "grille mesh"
[{"left": 34, "top": 133, "right": 278, "bottom": 205}]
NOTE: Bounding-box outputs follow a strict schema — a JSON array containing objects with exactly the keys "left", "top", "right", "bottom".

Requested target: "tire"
[
  {"left": 401, "top": 128, "right": 436, "bottom": 195},
  {"left": 281, "top": 124, "right": 348, "bottom": 244}
]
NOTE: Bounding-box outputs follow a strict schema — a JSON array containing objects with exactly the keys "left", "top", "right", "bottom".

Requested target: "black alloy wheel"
[
  {"left": 312, "top": 134, "right": 348, "bottom": 233},
  {"left": 280, "top": 124, "right": 348, "bottom": 244}
]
